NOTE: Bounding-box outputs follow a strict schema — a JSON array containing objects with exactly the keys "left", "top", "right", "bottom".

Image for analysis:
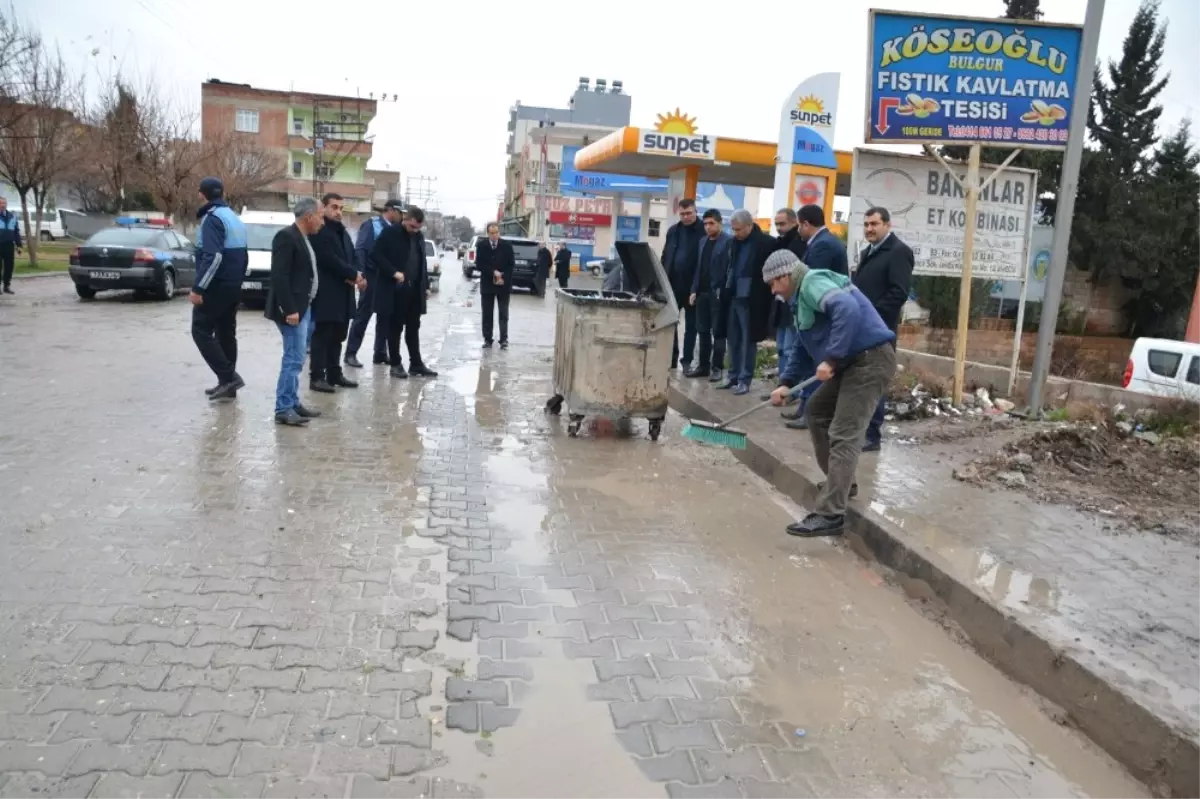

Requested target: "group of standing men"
[
  {"left": 662, "top": 198, "right": 914, "bottom": 529},
  {"left": 184, "top": 176, "right": 437, "bottom": 427}
]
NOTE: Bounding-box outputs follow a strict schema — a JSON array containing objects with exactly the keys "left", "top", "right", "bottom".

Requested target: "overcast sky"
[{"left": 20, "top": 0, "right": 1200, "bottom": 225}]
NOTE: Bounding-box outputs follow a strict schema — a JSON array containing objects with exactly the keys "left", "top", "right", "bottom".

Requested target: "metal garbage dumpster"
[{"left": 544, "top": 241, "right": 679, "bottom": 440}]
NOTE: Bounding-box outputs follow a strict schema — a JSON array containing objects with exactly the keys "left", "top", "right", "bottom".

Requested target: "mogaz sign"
[{"left": 865, "top": 10, "right": 1082, "bottom": 148}]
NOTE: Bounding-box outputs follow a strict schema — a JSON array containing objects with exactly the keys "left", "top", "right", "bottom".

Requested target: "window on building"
[
  {"left": 1147, "top": 349, "right": 1183, "bottom": 378},
  {"left": 293, "top": 116, "right": 304, "bottom": 134},
  {"left": 648, "top": 219, "right": 661, "bottom": 237},
  {"left": 234, "top": 109, "right": 259, "bottom": 134},
  {"left": 292, "top": 160, "right": 303, "bottom": 177},
  {"left": 1187, "top": 356, "right": 1199, "bottom": 386},
  {"left": 314, "top": 163, "right": 336, "bottom": 180}
]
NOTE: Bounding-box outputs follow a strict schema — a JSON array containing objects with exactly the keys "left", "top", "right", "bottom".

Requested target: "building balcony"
[
  {"left": 279, "top": 178, "right": 372, "bottom": 199},
  {"left": 287, "top": 135, "right": 372, "bottom": 159}
]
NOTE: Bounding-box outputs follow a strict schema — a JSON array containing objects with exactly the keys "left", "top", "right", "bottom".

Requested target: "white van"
[
  {"left": 1122, "top": 338, "right": 1200, "bottom": 401},
  {"left": 239, "top": 209, "right": 294, "bottom": 301}
]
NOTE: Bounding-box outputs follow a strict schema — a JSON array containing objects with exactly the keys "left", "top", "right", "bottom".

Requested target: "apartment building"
[{"left": 200, "top": 79, "right": 377, "bottom": 212}]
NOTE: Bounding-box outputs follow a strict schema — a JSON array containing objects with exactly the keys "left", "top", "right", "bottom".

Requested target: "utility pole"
[{"left": 1025, "top": 0, "right": 1106, "bottom": 413}]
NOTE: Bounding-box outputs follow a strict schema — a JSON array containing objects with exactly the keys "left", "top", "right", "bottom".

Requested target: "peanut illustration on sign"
[
  {"left": 1020, "top": 99, "right": 1067, "bottom": 126},
  {"left": 895, "top": 93, "right": 941, "bottom": 118}
]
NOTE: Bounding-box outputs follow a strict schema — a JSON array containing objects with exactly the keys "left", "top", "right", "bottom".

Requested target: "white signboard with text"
[{"left": 848, "top": 149, "right": 1037, "bottom": 281}]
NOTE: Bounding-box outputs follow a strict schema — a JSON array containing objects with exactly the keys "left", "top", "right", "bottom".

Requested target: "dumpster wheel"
[
  {"left": 567, "top": 414, "right": 584, "bottom": 437},
  {"left": 545, "top": 394, "right": 564, "bottom": 415},
  {"left": 648, "top": 419, "right": 663, "bottom": 441}
]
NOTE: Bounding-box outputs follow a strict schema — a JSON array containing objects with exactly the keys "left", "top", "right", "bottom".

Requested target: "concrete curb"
[
  {"left": 668, "top": 384, "right": 1198, "bottom": 799},
  {"left": 13, "top": 270, "right": 69, "bottom": 281}
]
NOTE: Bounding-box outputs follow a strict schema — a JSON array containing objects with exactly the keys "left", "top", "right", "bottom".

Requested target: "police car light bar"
[{"left": 115, "top": 217, "right": 171, "bottom": 228}]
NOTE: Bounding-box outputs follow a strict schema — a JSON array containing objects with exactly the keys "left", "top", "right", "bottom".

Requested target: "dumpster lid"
[{"left": 614, "top": 241, "right": 680, "bottom": 332}]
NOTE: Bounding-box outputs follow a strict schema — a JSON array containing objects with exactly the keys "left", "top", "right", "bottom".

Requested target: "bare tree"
[
  {"left": 0, "top": 18, "right": 82, "bottom": 266},
  {"left": 205, "top": 131, "right": 284, "bottom": 211},
  {"left": 0, "top": 8, "right": 39, "bottom": 138},
  {"left": 134, "top": 93, "right": 206, "bottom": 223},
  {"left": 88, "top": 77, "right": 144, "bottom": 213}
]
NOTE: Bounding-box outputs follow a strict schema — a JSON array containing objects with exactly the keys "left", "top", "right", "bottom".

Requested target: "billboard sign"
[
  {"left": 865, "top": 10, "right": 1082, "bottom": 148},
  {"left": 848, "top": 149, "right": 1037, "bottom": 281},
  {"left": 776, "top": 73, "right": 841, "bottom": 170}
]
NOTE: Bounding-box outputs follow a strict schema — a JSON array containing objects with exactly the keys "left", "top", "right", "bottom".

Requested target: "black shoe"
[
  {"left": 390, "top": 365, "right": 409, "bottom": 379},
  {"left": 785, "top": 417, "right": 809, "bottom": 430},
  {"left": 310, "top": 379, "right": 335, "bottom": 394},
  {"left": 862, "top": 440, "right": 882, "bottom": 453},
  {"left": 685, "top": 367, "right": 710, "bottom": 378},
  {"left": 409, "top": 364, "right": 438, "bottom": 378},
  {"left": 786, "top": 513, "right": 845, "bottom": 537},
  {"left": 499, "top": 341, "right": 508, "bottom": 350},
  {"left": 275, "top": 409, "right": 310, "bottom": 426},
  {"left": 2, "top": 286, "right": 12, "bottom": 295},
  {"left": 330, "top": 373, "right": 359, "bottom": 389},
  {"left": 344, "top": 354, "right": 364, "bottom": 368},
  {"left": 208, "top": 375, "right": 244, "bottom": 401},
  {"left": 780, "top": 410, "right": 802, "bottom": 420},
  {"left": 372, "top": 353, "right": 389, "bottom": 365},
  {"left": 670, "top": 362, "right": 678, "bottom": 370},
  {"left": 204, "top": 383, "right": 221, "bottom": 397},
  {"left": 708, "top": 369, "right": 724, "bottom": 383},
  {"left": 294, "top": 404, "right": 322, "bottom": 419},
  {"left": 817, "top": 481, "right": 858, "bottom": 499},
  {"left": 482, "top": 341, "right": 493, "bottom": 349}
]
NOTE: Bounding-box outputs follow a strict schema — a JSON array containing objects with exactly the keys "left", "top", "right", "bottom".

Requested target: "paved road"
[{"left": 0, "top": 267, "right": 1145, "bottom": 798}]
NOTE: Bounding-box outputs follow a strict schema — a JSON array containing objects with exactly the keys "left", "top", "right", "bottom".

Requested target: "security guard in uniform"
[
  {"left": 190, "top": 177, "right": 249, "bottom": 400},
  {"left": 345, "top": 198, "right": 404, "bottom": 367}
]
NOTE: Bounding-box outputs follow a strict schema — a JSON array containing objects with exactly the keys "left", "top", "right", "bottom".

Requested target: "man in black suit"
[
  {"left": 554, "top": 243, "right": 572, "bottom": 289},
  {"left": 475, "top": 222, "right": 514, "bottom": 349},
  {"left": 852, "top": 206, "right": 914, "bottom": 451},
  {"left": 373, "top": 205, "right": 438, "bottom": 380},
  {"left": 266, "top": 197, "right": 326, "bottom": 427},
  {"left": 307, "top": 192, "right": 365, "bottom": 393}
]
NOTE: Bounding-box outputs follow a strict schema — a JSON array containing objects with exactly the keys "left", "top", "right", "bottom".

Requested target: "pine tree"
[
  {"left": 1073, "top": 0, "right": 1170, "bottom": 288},
  {"left": 1119, "top": 122, "right": 1200, "bottom": 336},
  {"left": 1088, "top": 0, "right": 1168, "bottom": 177},
  {"left": 1004, "top": 0, "right": 1043, "bottom": 19}
]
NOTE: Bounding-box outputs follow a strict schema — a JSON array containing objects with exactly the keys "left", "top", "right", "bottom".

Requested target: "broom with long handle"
[{"left": 680, "top": 376, "right": 820, "bottom": 450}]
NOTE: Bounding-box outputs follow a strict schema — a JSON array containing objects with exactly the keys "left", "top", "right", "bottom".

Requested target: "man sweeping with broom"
[{"left": 764, "top": 249, "right": 896, "bottom": 537}]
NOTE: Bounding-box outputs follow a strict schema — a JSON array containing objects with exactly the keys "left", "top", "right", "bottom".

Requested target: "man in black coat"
[
  {"left": 554, "top": 243, "right": 572, "bottom": 289},
  {"left": 265, "top": 197, "right": 325, "bottom": 427},
  {"left": 373, "top": 205, "right": 437, "bottom": 379},
  {"left": 475, "top": 222, "right": 514, "bottom": 349},
  {"left": 661, "top": 198, "right": 705, "bottom": 370},
  {"left": 536, "top": 242, "right": 552, "bottom": 294},
  {"left": 771, "top": 207, "right": 810, "bottom": 409},
  {"left": 852, "top": 206, "right": 914, "bottom": 451},
  {"left": 307, "top": 193, "right": 365, "bottom": 393},
  {"left": 345, "top": 198, "right": 403, "bottom": 368}
]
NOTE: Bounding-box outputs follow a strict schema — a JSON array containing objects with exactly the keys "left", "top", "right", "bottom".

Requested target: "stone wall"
[{"left": 898, "top": 325, "right": 1133, "bottom": 385}]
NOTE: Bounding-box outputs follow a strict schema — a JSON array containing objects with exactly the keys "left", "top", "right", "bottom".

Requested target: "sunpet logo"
[
  {"left": 789, "top": 95, "right": 834, "bottom": 127},
  {"left": 638, "top": 132, "right": 714, "bottom": 159}
]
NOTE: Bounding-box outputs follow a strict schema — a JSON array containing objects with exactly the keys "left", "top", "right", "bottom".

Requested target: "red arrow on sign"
[{"left": 876, "top": 97, "right": 901, "bottom": 135}]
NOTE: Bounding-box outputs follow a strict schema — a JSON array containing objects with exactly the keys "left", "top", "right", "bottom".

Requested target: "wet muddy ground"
[{"left": 0, "top": 269, "right": 1148, "bottom": 797}]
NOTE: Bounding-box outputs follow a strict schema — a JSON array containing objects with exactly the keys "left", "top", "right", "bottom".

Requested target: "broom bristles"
[{"left": 680, "top": 421, "right": 748, "bottom": 450}]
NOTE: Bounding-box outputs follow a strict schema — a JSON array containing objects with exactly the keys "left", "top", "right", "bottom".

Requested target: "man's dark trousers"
[
  {"left": 386, "top": 290, "right": 423, "bottom": 367},
  {"left": 671, "top": 292, "right": 697, "bottom": 368},
  {"left": 345, "top": 271, "right": 386, "bottom": 360},
  {"left": 694, "top": 291, "right": 725, "bottom": 372},
  {"left": 191, "top": 282, "right": 240, "bottom": 383},
  {"left": 0, "top": 243, "right": 14, "bottom": 288},
  {"left": 310, "top": 322, "right": 346, "bottom": 382},
  {"left": 864, "top": 342, "right": 896, "bottom": 446},
  {"left": 481, "top": 292, "right": 510, "bottom": 344}
]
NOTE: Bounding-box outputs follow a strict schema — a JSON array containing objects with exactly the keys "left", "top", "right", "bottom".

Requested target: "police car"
[
  {"left": 68, "top": 218, "right": 195, "bottom": 300},
  {"left": 240, "top": 210, "right": 293, "bottom": 302}
]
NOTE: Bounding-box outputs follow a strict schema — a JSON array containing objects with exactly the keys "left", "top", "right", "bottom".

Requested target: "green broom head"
[{"left": 681, "top": 420, "right": 748, "bottom": 450}]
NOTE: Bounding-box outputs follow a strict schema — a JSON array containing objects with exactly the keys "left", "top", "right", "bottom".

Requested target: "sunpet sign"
[{"left": 638, "top": 132, "right": 715, "bottom": 159}]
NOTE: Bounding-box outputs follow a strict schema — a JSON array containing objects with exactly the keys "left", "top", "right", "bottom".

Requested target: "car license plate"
[
  {"left": 90, "top": 271, "right": 120, "bottom": 279},
  {"left": 242, "top": 281, "right": 262, "bottom": 290}
]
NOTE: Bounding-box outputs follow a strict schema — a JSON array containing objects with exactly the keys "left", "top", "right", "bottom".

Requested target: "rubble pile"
[{"left": 886, "top": 384, "right": 1016, "bottom": 422}]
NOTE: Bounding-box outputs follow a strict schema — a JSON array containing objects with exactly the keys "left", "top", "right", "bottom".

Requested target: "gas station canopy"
[{"left": 573, "top": 126, "right": 854, "bottom": 195}]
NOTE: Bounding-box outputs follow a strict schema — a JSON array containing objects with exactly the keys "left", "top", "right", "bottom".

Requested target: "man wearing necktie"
[
  {"left": 476, "top": 223, "right": 515, "bottom": 349},
  {"left": 851, "top": 206, "right": 913, "bottom": 452}
]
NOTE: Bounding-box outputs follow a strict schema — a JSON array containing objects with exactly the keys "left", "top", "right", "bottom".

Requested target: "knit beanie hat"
[{"left": 762, "top": 248, "right": 808, "bottom": 283}]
